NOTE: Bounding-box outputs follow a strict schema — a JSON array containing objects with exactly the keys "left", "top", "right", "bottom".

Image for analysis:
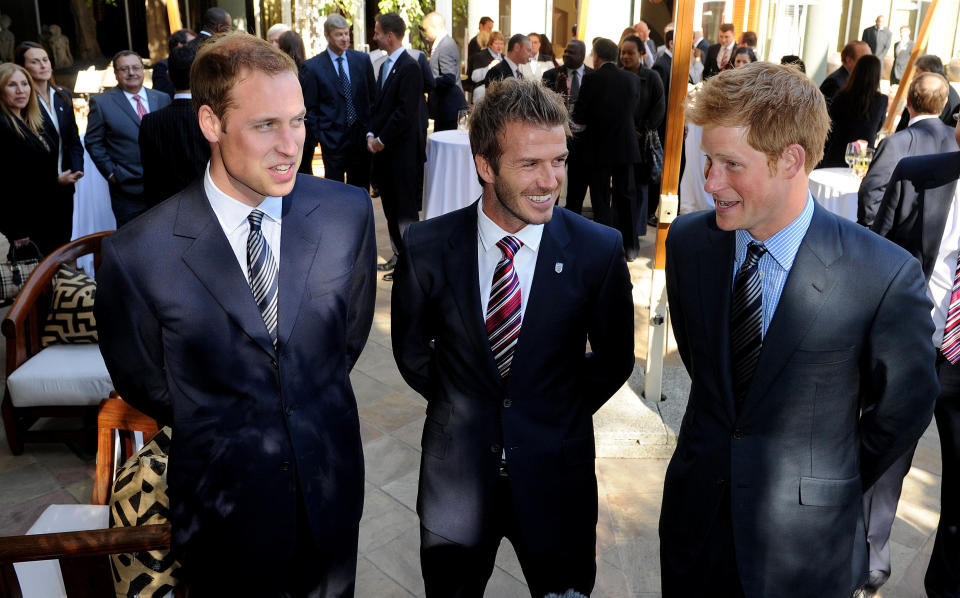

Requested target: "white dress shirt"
[
  {"left": 379, "top": 46, "right": 406, "bottom": 87},
  {"left": 928, "top": 184, "right": 960, "bottom": 348},
  {"left": 328, "top": 48, "right": 350, "bottom": 83},
  {"left": 203, "top": 163, "right": 283, "bottom": 278},
  {"left": 477, "top": 201, "right": 544, "bottom": 320},
  {"left": 503, "top": 56, "right": 522, "bottom": 79},
  {"left": 122, "top": 87, "right": 149, "bottom": 115},
  {"left": 908, "top": 113, "right": 941, "bottom": 127},
  {"left": 38, "top": 87, "right": 63, "bottom": 173}
]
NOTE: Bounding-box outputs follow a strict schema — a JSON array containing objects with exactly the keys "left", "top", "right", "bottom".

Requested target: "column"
[{"left": 802, "top": 0, "right": 843, "bottom": 84}]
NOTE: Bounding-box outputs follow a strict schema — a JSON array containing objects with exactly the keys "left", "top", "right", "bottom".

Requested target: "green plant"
[
  {"left": 321, "top": 0, "right": 361, "bottom": 24},
  {"left": 378, "top": 0, "right": 434, "bottom": 51}
]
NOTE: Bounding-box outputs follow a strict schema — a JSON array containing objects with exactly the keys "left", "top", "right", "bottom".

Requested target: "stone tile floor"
[{"left": 0, "top": 199, "right": 944, "bottom": 597}]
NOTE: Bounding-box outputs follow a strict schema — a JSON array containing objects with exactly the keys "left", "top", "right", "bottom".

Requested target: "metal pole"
[
  {"left": 33, "top": 0, "right": 41, "bottom": 40},
  {"left": 124, "top": 0, "right": 133, "bottom": 50}
]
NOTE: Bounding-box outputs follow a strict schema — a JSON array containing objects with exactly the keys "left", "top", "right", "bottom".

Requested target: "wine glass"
[
  {"left": 457, "top": 107, "right": 471, "bottom": 132},
  {"left": 855, "top": 147, "right": 875, "bottom": 178},
  {"left": 844, "top": 142, "right": 859, "bottom": 172}
]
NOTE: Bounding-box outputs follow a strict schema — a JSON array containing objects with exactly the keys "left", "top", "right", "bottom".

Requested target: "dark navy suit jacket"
[
  {"left": 302, "top": 49, "right": 376, "bottom": 153},
  {"left": 858, "top": 117, "right": 958, "bottom": 226},
  {"left": 392, "top": 203, "right": 634, "bottom": 552},
  {"left": 95, "top": 175, "right": 377, "bottom": 582},
  {"left": 39, "top": 86, "right": 84, "bottom": 173},
  {"left": 662, "top": 204, "right": 938, "bottom": 597},
  {"left": 873, "top": 151, "right": 960, "bottom": 280}
]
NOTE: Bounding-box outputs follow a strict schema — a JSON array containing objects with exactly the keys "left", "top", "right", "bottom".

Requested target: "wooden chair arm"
[
  {"left": 0, "top": 524, "right": 170, "bottom": 564},
  {"left": 92, "top": 397, "right": 160, "bottom": 506}
]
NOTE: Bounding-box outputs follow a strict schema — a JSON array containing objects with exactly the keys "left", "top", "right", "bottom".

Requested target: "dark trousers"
[
  {"left": 375, "top": 153, "right": 419, "bottom": 257},
  {"left": 33, "top": 183, "right": 74, "bottom": 255},
  {"left": 925, "top": 355, "right": 960, "bottom": 597},
  {"left": 299, "top": 132, "right": 317, "bottom": 175},
  {"left": 564, "top": 154, "right": 590, "bottom": 215},
  {"left": 110, "top": 185, "right": 150, "bottom": 228},
  {"left": 420, "top": 477, "right": 596, "bottom": 598},
  {"left": 184, "top": 485, "right": 358, "bottom": 597},
  {"left": 320, "top": 125, "right": 372, "bottom": 190},
  {"left": 589, "top": 164, "right": 638, "bottom": 254}
]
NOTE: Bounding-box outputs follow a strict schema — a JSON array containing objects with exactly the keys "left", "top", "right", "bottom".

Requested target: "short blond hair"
[
  {"left": 686, "top": 62, "right": 829, "bottom": 173},
  {"left": 908, "top": 72, "right": 949, "bottom": 115}
]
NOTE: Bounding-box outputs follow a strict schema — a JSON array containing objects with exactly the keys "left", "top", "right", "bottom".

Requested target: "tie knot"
[
  {"left": 248, "top": 209, "right": 265, "bottom": 231},
  {"left": 337, "top": 56, "right": 343, "bottom": 64},
  {"left": 496, "top": 236, "right": 522, "bottom": 260},
  {"left": 744, "top": 243, "right": 767, "bottom": 267}
]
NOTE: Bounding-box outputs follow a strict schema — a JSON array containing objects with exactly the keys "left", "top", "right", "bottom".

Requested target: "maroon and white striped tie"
[
  {"left": 486, "top": 236, "right": 523, "bottom": 377},
  {"left": 942, "top": 253, "right": 960, "bottom": 363},
  {"left": 133, "top": 94, "right": 147, "bottom": 120}
]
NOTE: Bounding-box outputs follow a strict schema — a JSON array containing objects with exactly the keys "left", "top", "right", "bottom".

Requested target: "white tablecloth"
[
  {"left": 73, "top": 136, "right": 116, "bottom": 276},
  {"left": 423, "top": 130, "right": 483, "bottom": 220},
  {"left": 809, "top": 167, "right": 861, "bottom": 222}
]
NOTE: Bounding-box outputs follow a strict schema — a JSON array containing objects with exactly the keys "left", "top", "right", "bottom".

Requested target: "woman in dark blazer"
[
  {"left": 15, "top": 41, "right": 83, "bottom": 253},
  {"left": 821, "top": 55, "right": 888, "bottom": 168},
  {"left": 0, "top": 63, "right": 62, "bottom": 255},
  {"left": 620, "top": 35, "right": 666, "bottom": 237}
]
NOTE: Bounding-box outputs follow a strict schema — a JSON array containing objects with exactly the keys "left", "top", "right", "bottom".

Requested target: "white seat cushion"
[
  {"left": 14, "top": 504, "right": 109, "bottom": 598},
  {"left": 6, "top": 344, "right": 113, "bottom": 408}
]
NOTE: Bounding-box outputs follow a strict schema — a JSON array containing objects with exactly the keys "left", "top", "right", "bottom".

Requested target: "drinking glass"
[
  {"left": 844, "top": 142, "right": 859, "bottom": 172},
  {"left": 457, "top": 108, "right": 471, "bottom": 132}
]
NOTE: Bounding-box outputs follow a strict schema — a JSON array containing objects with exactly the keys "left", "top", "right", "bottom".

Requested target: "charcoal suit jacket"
[
  {"left": 95, "top": 175, "right": 377, "bottom": 583},
  {"left": 661, "top": 202, "right": 938, "bottom": 597},
  {"left": 392, "top": 203, "right": 634, "bottom": 552},
  {"left": 873, "top": 151, "right": 960, "bottom": 280},
  {"left": 138, "top": 97, "right": 210, "bottom": 207}
]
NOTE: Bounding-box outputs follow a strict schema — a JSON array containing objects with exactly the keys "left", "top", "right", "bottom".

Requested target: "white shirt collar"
[
  {"left": 204, "top": 163, "right": 283, "bottom": 234},
  {"left": 503, "top": 56, "right": 520, "bottom": 75},
  {"left": 488, "top": 47, "right": 502, "bottom": 59},
  {"left": 908, "top": 113, "right": 941, "bottom": 127},
  {"left": 477, "top": 200, "right": 544, "bottom": 255},
  {"left": 431, "top": 33, "right": 447, "bottom": 54},
  {"left": 327, "top": 47, "right": 346, "bottom": 62},
  {"left": 173, "top": 91, "right": 192, "bottom": 100},
  {"left": 665, "top": 49, "right": 673, "bottom": 58},
  {"left": 724, "top": 42, "right": 735, "bottom": 51},
  {"left": 386, "top": 46, "right": 406, "bottom": 65},
  {"left": 122, "top": 87, "right": 148, "bottom": 105}
]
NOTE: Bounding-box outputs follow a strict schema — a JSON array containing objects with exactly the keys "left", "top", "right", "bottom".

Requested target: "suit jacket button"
[
  {"left": 503, "top": 399, "right": 512, "bottom": 408},
  {"left": 286, "top": 405, "right": 295, "bottom": 415},
  {"left": 280, "top": 461, "right": 291, "bottom": 471},
  {"left": 732, "top": 429, "right": 744, "bottom": 439},
  {"left": 490, "top": 443, "right": 501, "bottom": 453}
]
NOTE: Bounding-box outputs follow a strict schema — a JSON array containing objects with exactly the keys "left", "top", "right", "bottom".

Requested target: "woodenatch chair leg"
[{"left": 1, "top": 391, "right": 24, "bottom": 456}]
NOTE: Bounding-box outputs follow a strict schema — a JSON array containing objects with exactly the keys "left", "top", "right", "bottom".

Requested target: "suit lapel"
[
  {"left": 379, "top": 51, "right": 408, "bottom": 99},
  {"left": 444, "top": 203, "right": 504, "bottom": 385},
  {"left": 110, "top": 88, "right": 142, "bottom": 127},
  {"left": 276, "top": 190, "right": 320, "bottom": 348},
  {"left": 323, "top": 51, "right": 348, "bottom": 100},
  {"left": 741, "top": 205, "right": 840, "bottom": 413},
  {"left": 176, "top": 182, "right": 277, "bottom": 358},
  {"left": 698, "top": 222, "right": 737, "bottom": 420}
]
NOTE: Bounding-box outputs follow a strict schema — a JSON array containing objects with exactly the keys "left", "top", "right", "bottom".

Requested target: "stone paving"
[{"left": 0, "top": 199, "right": 945, "bottom": 597}]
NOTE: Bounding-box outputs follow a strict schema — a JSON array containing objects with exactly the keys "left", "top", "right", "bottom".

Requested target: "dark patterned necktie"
[
  {"left": 569, "top": 70, "right": 580, "bottom": 101},
  {"left": 731, "top": 243, "right": 767, "bottom": 405},
  {"left": 486, "top": 236, "right": 523, "bottom": 378},
  {"left": 336, "top": 56, "right": 357, "bottom": 125},
  {"left": 247, "top": 210, "right": 279, "bottom": 348}
]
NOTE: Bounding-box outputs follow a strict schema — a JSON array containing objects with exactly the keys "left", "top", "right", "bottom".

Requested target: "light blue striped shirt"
[{"left": 733, "top": 194, "right": 815, "bottom": 338}]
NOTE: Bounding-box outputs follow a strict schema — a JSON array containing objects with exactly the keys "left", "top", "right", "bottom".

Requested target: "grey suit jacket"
[
  {"left": 85, "top": 86, "right": 171, "bottom": 194},
  {"left": 427, "top": 35, "right": 467, "bottom": 121},
  {"left": 661, "top": 203, "right": 938, "bottom": 597},
  {"left": 858, "top": 117, "right": 959, "bottom": 226}
]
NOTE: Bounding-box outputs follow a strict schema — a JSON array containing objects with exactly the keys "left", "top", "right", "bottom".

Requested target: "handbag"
[
  {"left": 643, "top": 129, "right": 665, "bottom": 185},
  {"left": 0, "top": 239, "right": 42, "bottom": 302}
]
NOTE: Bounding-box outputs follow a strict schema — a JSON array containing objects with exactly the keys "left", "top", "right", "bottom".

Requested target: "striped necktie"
[
  {"left": 941, "top": 253, "right": 960, "bottom": 363},
  {"left": 486, "top": 236, "right": 523, "bottom": 378},
  {"left": 336, "top": 56, "right": 357, "bottom": 125},
  {"left": 731, "top": 243, "right": 767, "bottom": 405},
  {"left": 133, "top": 94, "right": 147, "bottom": 120},
  {"left": 247, "top": 209, "right": 279, "bottom": 348}
]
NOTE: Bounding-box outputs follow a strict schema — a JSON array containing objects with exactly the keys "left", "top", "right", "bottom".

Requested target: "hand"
[
  {"left": 108, "top": 174, "right": 116, "bottom": 184},
  {"left": 57, "top": 170, "right": 83, "bottom": 185},
  {"left": 367, "top": 136, "right": 384, "bottom": 154}
]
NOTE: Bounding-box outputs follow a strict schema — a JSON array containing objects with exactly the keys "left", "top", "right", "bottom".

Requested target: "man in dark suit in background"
[
  {"left": 703, "top": 23, "right": 737, "bottom": 79},
  {"left": 152, "top": 28, "right": 195, "bottom": 98},
  {"left": 859, "top": 72, "right": 957, "bottom": 227},
  {"left": 693, "top": 29, "right": 710, "bottom": 65},
  {"left": 862, "top": 15, "right": 892, "bottom": 62},
  {"left": 870, "top": 121, "right": 960, "bottom": 598},
  {"left": 890, "top": 26, "right": 913, "bottom": 85},
  {"left": 422, "top": 12, "right": 467, "bottom": 132},
  {"left": 573, "top": 38, "right": 642, "bottom": 259},
  {"left": 96, "top": 33, "right": 376, "bottom": 596},
  {"left": 662, "top": 62, "right": 938, "bottom": 597},
  {"left": 302, "top": 13, "right": 376, "bottom": 189},
  {"left": 894, "top": 55, "right": 960, "bottom": 131},
  {"left": 467, "top": 16, "right": 494, "bottom": 58},
  {"left": 653, "top": 30, "right": 674, "bottom": 104},
  {"left": 196, "top": 6, "right": 231, "bottom": 39},
  {"left": 139, "top": 43, "right": 210, "bottom": 207},
  {"left": 368, "top": 13, "right": 424, "bottom": 279},
  {"left": 392, "top": 77, "right": 634, "bottom": 598},
  {"left": 633, "top": 20, "right": 658, "bottom": 69},
  {"left": 543, "top": 40, "right": 591, "bottom": 215},
  {"left": 484, "top": 33, "right": 532, "bottom": 85},
  {"left": 820, "top": 41, "right": 871, "bottom": 107},
  {"left": 85, "top": 50, "right": 171, "bottom": 226}
]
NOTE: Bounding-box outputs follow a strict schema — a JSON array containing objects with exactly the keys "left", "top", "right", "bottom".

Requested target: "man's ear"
[
  {"left": 778, "top": 143, "right": 806, "bottom": 179},
  {"left": 475, "top": 153, "right": 496, "bottom": 185},
  {"left": 197, "top": 105, "right": 222, "bottom": 144}
]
